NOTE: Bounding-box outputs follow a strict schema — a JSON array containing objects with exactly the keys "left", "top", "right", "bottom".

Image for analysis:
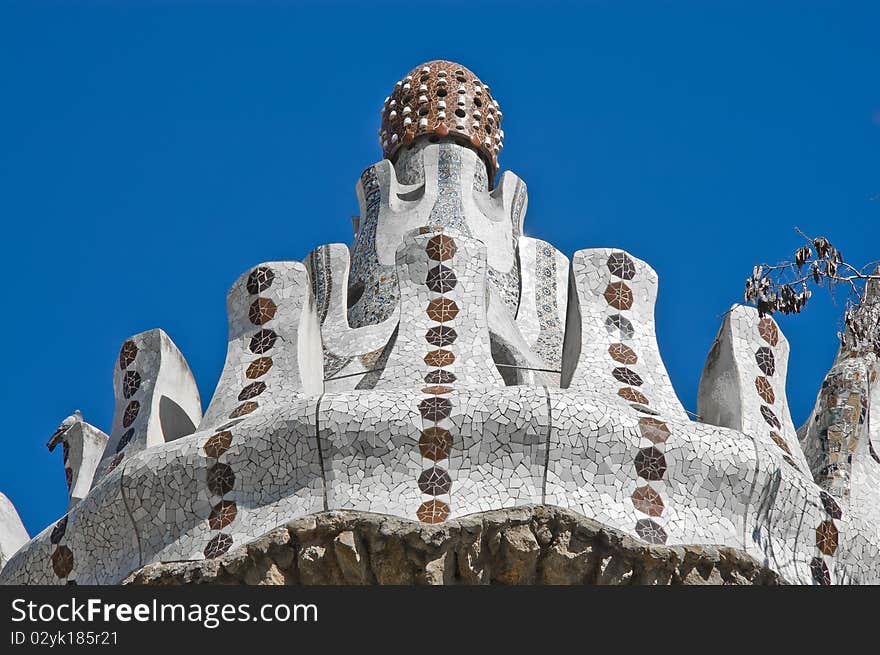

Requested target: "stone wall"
[{"left": 123, "top": 506, "right": 783, "bottom": 586}]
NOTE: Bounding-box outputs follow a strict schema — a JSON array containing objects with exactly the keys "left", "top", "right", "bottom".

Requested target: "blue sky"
[{"left": 1, "top": 1, "right": 877, "bottom": 535}]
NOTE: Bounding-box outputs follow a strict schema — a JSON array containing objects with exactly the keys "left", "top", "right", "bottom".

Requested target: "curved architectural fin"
[
  {"left": 93, "top": 329, "right": 202, "bottom": 486},
  {"left": 698, "top": 305, "right": 810, "bottom": 472},
  {"left": 369, "top": 227, "right": 503, "bottom": 390},
  {"left": 493, "top": 171, "right": 528, "bottom": 236},
  {"left": 199, "top": 261, "right": 323, "bottom": 430},
  {"left": 47, "top": 411, "right": 109, "bottom": 509},
  {"left": 561, "top": 248, "right": 688, "bottom": 421},
  {"left": 305, "top": 243, "right": 398, "bottom": 390}
]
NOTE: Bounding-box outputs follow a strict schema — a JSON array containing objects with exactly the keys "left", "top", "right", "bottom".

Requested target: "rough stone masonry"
[{"left": 123, "top": 507, "right": 782, "bottom": 586}]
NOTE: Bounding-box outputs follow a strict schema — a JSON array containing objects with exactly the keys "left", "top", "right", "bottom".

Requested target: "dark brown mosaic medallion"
[
  {"left": 755, "top": 347, "right": 776, "bottom": 376},
  {"left": 208, "top": 500, "right": 238, "bottom": 530},
  {"left": 635, "top": 518, "right": 667, "bottom": 545},
  {"left": 419, "top": 427, "right": 452, "bottom": 461},
  {"left": 424, "top": 349, "right": 455, "bottom": 367},
  {"left": 51, "top": 545, "right": 74, "bottom": 578},
  {"left": 631, "top": 485, "right": 664, "bottom": 517},
  {"left": 426, "top": 298, "right": 459, "bottom": 322},
  {"left": 204, "top": 533, "right": 233, "bottom": 559},
  {"left": 425, "top": 234, "right": 457, "bottom": 261},
  {"left": 105, "top": 452, "right": 124, "bottom": 474},
  {"left": 634, "top": 447, "right": 667, "bottom": 481},
  {"left": 238, "top": 381, "right": 267, "bottom": 401},
  {"left": 608, "top": 343, "right": 638, "bottom": 365},
  {"left": 603, "top": 282, "right": 634, "bottom": 310},
  {"left": 418, "top": 397, "right": 453, "bottom": 421},
  {"left": 116, "top": 428, "right": 134, "bottom": 453},
  {"left": 758, "top": 318, "right": 779, "bottom": 346},
  {"left": 425, "top": 326, "right": 457, "bottom": 347},
  {"left": 416, "top": 499, "right": 450, "bottom": 524},
  {"left": 207, "top": 463, "right": 235, "bottom": 496},
  {"left": 816, "top": 520, "right": 839, "bottom": 556},
  {"left": 820, "top": 491, "right": 843, "bottom": 519},
  {"left": 769, "top": 431, "right": 792, "bottom": 456},
  {"left": 755, "top": 376, "right": 775, "bottom": 404},
  {"left": 229, "top": 401, "right": 258, "bottom": 418},
  {"left": 249, "top": 329, "right": 278, "bottom": 354},
  {"left": 612, "top": 367, "right": 643, "bottom": 386},
  {"left": 426, "top": 265, "right": 457, "bottom": 293},
  {"left": 246, "top": 267, "right": 275, "bottom": 294},
  {"left": 418, "top": 466, "right": 452, "bottom": 495},
  {"left": 810, "top": 557, "right": 831, "bottom": 585},
  {"left": 122, "top": 400, "right": 140, "bottom": 428},
  {"left": 248, "top": 298, "right": 277, "bottom": 325},
  {"left": 119, "top": 340, "right": 138, "bottom": 370},
  {"left": 50, "top": 516, "right": 68, "bottom": 545},
  {"left": 424, "top": 369, "right": 456, "bottom": 384},
  {"left": 204, "top": 431, "right": 233, "bottom": 458},
  {"left": 760, "top": 405, "right": 781, "bottom": 429},
  {"left": 122, "top": 370, "right": 141, "bottom": 399},
  {"left": 606, "top": 252, "right": 636, "bottom": 280},
  {"left": 246, "top": 357, "right": 273, "bottom": 379},
  {"left": 618, "top": 387, "right": 649, "bottom": 404}
]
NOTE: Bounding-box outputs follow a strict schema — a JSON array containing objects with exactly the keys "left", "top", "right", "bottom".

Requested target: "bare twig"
[{"left": 744, "top": 228, "right": 880, "bottom": 356}]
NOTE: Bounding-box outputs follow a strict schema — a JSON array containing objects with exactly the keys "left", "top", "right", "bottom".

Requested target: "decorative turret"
[
  {"left": 379, "top": 60, "right": 503, "bottom": 182},
  {"left": 348, "top": 61, "right": 524, "bottom": 351}
]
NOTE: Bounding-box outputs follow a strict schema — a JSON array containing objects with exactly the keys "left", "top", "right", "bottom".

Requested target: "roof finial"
[{"left": 380, "top": 60, "right": 503, "bottom": 179}]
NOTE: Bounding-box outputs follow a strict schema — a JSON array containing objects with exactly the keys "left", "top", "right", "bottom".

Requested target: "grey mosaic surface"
[{"left": 516, "top": 237, "right": 568, "bottom": 378}]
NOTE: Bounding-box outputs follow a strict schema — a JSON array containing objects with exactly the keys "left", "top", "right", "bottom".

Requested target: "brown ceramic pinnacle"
[{"left": 379, "top": 60, "right": 504, "bottom": 178}]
